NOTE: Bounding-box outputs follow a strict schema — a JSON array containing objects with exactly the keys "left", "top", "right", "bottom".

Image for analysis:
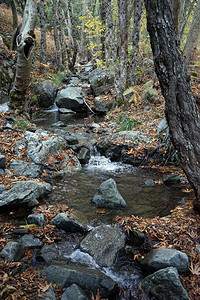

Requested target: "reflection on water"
[{"left": 47, "top": 154, "right": 186, "bottom": 224}]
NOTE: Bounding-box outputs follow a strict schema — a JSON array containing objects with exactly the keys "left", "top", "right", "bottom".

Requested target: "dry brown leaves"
[{"left": 116, "top": 200, "right": 200, "bottom": 299}]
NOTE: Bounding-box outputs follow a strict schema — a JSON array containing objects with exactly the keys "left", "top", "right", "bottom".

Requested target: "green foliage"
[
  {"left": 117, "top": 116, "right": 140, "bottom": 131},
  {"left": 45, "top": 71, "right": 64, "bottom": 86},
  {"left": 14, "top": 120, "right": 29, "bottom": 130}
]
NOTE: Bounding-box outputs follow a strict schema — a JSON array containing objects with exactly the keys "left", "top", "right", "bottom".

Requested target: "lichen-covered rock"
[
  {"left": 42, "top": 264, "right": 117, "bottom": 298},
  {"left": 0, "top": 180, "right": 51, "bottom": 208},
  {"left": 139, "top": 248, "right": 189, "bottom": 273},
  {"left": 88, "top": 69, "right": 114, "bottom": 96},
  {"left": 141, "top": 267, "right": 190, "bottom": 300},
  {"left": 52, "top": 212, "right": 87, "bottom": 233},
  {"left": 33, "top": 81, "right": 57, "bottom": 108},
  {"left": 91, "top": 178, "right": 126, "bottom": 208},
  {"left": 56, "top": 87, "right": 87, "bottom": 112},
  {"left": 61, "top": 284, "right": 88, "bottom": 300},
  {"left": 80, "top": 224, "right": 126, "bottom": 267},
  {"left": 94, "top": 96, "right": 115, "bottom": 113},
  {"left": 9, "top": 159, "right": 42, "bottom": 178},
  {"left": 27, "top": 213, "right": 45, "bottom": 226},
  {"left": 1, "top": 241, "right": 25, "bottom": 261}
]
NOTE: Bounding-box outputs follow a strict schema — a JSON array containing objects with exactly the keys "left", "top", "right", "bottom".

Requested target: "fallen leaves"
[{"left": 116, "top": 200, "right": 200, "bottom": 299}]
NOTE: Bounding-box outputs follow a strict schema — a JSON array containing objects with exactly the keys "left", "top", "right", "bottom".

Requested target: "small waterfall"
[{"left": 85, "top": 149, "right": 135, "bottom": 174}]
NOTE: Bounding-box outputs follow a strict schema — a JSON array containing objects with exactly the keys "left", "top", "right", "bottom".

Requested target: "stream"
[{"left": 29, "top": 108, "right": 188, "bottom": 299}]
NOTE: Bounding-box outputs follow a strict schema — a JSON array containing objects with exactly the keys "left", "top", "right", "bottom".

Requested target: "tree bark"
[
  {"left": 129, "top": 0, "right": 143, "bottom": 85},
  {"left": 9, "top": 0, "right": 37, "bottom": 112},
  {"left": 117, "top": 0, "right": 128, "bottom": 100},
  {"left": 10, "top": 0, "right": 18, "bottom": 30},
  {"left": 100, "top": 0, "right": 106, "bottom": 61},
  {"left": 145, "top": 0, "right": 200, "bottom": 212},
  {"left": 39, "top": 0, "right": 47, "bottom": 65},
  {"left": 52, "top": 0, "right": 61, "bottom": 68}
]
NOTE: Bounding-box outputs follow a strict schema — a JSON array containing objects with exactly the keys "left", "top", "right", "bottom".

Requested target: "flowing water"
[
  {"left": 32, "top": 109, "right": 189, "bottom": 299},
  {"left": 45, "top": 151, "right": 186, "bottom": 224}
]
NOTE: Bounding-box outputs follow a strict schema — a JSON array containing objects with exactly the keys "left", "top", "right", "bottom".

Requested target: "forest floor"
[{"left": 0, "top": 3, "right": 200, "bottom": 300}]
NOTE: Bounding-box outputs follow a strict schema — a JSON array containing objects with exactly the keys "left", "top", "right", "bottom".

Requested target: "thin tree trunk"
[
  {"left": 52, "top": 0, "right": 61, "bottom": 68},
  {"left": 39, "top": 0, "right": 47, "bottom": 65},
  {"left": 172, "top": 0, "right": 186, "bottom": 36},
  {"left": 183, "top": 0, "right": 200, "bottom": 64},
  {"left": 117, "top": 0, "right": 128, "bottom": 101},
  {"left": 145, "top": 0, "right": 200, "bottom": 212},
  {"left": 100, "top": 0, "right": 106, "bottom": 61},
  {"left": 129, "top": 0, "right": 143, "bottom": 86},
  {"left": 10, "top": 0, "right": 18, "bottom": 30},
  {"left": 10, "top": 0, "right": 37, "bottom": 111}
]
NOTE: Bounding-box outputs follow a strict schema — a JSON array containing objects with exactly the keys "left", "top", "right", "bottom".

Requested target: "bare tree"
[
  {"left": 10, "top": 0, "right": 18, "bottom": 30},
  {"left": 145, "top": 0, "right": 200, "bottom": 212},
  {"left": 9, "top": 0, "right": 37, "bottom": 112}
]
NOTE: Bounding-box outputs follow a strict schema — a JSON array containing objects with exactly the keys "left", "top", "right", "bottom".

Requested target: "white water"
[{"left": 85, "top": 152, "right": 135, "bottom": 173}]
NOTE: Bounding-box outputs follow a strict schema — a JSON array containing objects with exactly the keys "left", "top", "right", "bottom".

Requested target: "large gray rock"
[
  {"left": 80, "top": 224, "right": 126, "bottom": 267},
  {"left": 33, "top": 81, "right": 57, "bottom": 108},
  {"left": 42, "top": 264, "right": 117, "bottom": 298},
  {"left": 56, "top": 87, "right": 87, "bottom": 112},
  {"left": 88, "top": 69, "right": 114, "bottom": 96},
  {"left": 94, "top": 96, "right": 115, "bottom": 113},
  {"left": 52, "top": 212, "right": 87, "bottom": 233},
  {"left": 0, "top": 180, "right": 51, "bottom": 208},
  {"left": 141, "top": 267, "right": 190, "bottom": 300},
  {"left": 1, "top": 241, "right": 25, "bottom": 261},
  {"left": 24, "top": 130, "right": 81, "bottom": 176},
  {"left": 91, "top": 178, "right": 126, "bottom": 208},
  {"left": 9, "top": 159, "right": 42, "bottom": 178},
  {"left": 61, "top": 284, "right": 88, "bottom": 300},
  {"left": 139, "top": 248, "right": 189, "bottom": 273},
  {"left": 96, "top": 131, "right": 151, "bottom": 166}
]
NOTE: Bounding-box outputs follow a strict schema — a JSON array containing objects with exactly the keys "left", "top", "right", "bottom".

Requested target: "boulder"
[
  {"left": 1, "top": 241, "right": 25, "bottom": 261},
  {"left": 52, "top": 212, "right": 87, "bottom": 233},
  {"left": 9, "top": 160, "right": 42, "bottom": 178},
  {"left": 94, "top": 96, "right": 115, "bottom": 113},
  {"left": 88, "top": 69, "right": 114, "bottom": 96},
  {"left": 33, "top": 81, "right": 57, "bottom": 108},
  {"left": 56, "top": 87, "right": 87, "bottom": 112},
  {"left": 91, "top": 178, "right": 126, "bottom": 208},
  {"left": 61, "top": 284, "right": 88, "bottom": 300},
  {"left": 77, "top": 147, "right": 90, "bottom": 165},
  {"left": 0, "top": 180, "right": 51, "bottom": 208},
  {"left": 24, "top": 130, "right": 81, "bottom": 176},
  {"left": 27, "top": 213, "right": 45, "bottom": 226},
  {"left": 37, "top": 244, "right": 59, "bottom": 263},
  {"left": 141, "top": 267, "right": 190, "bottom": 300},
  {"left": 42, "top": 264, "right": 117, "bottom": 298},
  {"left": 96, "top": 131, "right": 151, "bottom": 165},
  {"left": 80, "top": 224, "right": 126, "bottom": 267},
  {"left": 139, "top": 248, "right": 189, "bottom": 273}
]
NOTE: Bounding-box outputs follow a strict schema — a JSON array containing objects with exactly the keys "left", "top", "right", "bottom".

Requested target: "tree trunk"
[
  {"left": 129, "top": 0, "right": 143, "bottom": 85},
  {"left": 52, "top": 0, "right": 61, "bottom": 68},
  {"left": 39, "top": 0, "right": 47, "bottom": 65},
  {"left": 66, "top": 0, "right": 78, "bottom": 71},
  {"left": 117, "top": 0, "right": 128, "bottom": 102},
  {"left": 172, "top": 0, "right": 186, "bottom": 36},
  {"left": 10, "top": 0, "right": 18, "bottom": 30},
  {"left": 9, "top": 0, "right": 37, "bottom": 112},
  {"left": 183, "top": 0, "right": 200, "bottom": 64},
  {"left": 100, "top": 0, "right": 106, "bottom": 61},
  {"left": 145, "top": 0, "right": 200, "bottom": 212}
]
